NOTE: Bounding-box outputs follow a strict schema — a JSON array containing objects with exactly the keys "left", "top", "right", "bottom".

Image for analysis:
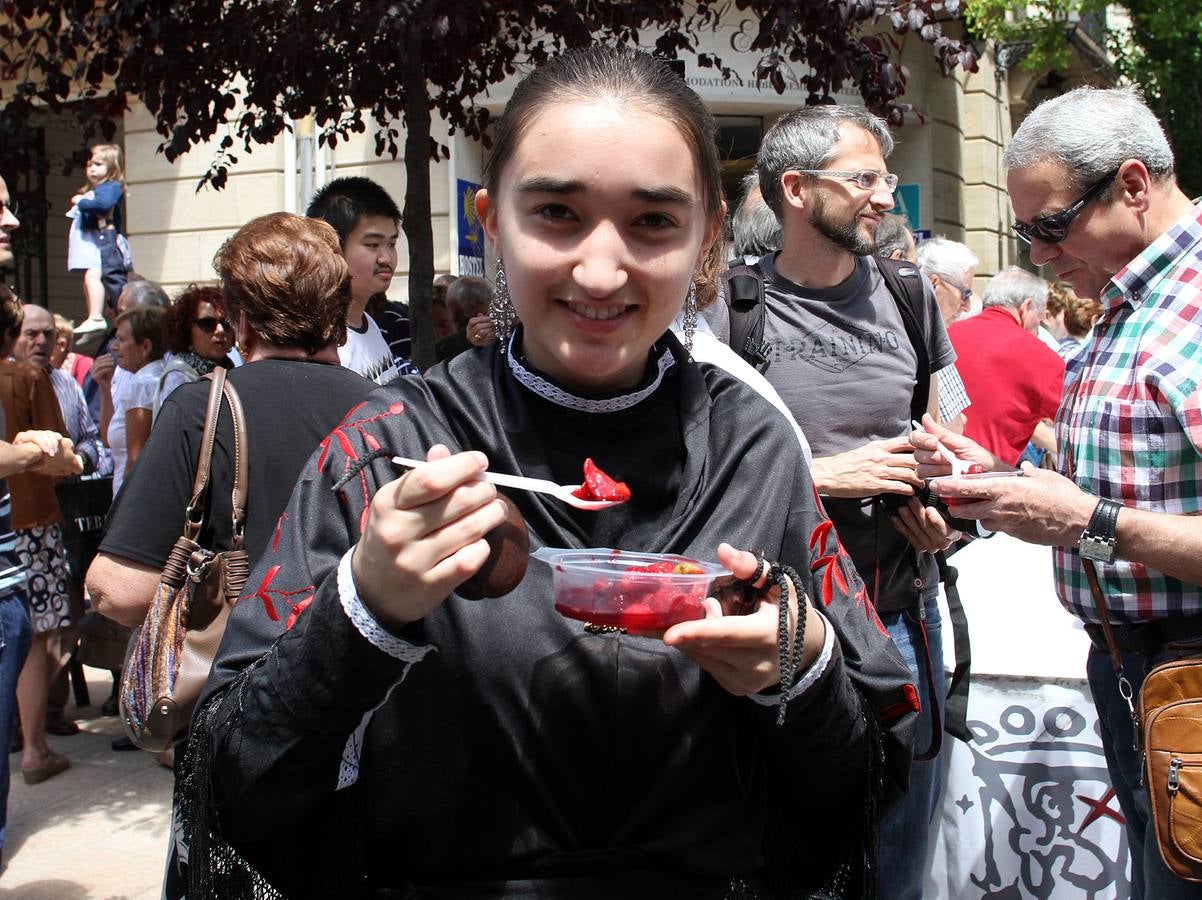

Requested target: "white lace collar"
[{"left": 505, "top": 333, "right": 675, "bottom": 414}]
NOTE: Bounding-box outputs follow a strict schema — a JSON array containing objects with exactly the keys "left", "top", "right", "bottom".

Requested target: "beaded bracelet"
[{"left": 764, "top": 561, "right": 808, "bottom": 725}]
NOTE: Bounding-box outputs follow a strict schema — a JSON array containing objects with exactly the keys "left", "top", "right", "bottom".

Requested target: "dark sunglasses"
[
  {"left": 944, "top": 281, "right": 972, "bottom": 304},
  {"left": 194, "top": 316, "right": 231, "bottom": 334},
  {"left": 1012, "top": 168, "right": 1119, "bottom": 245}
]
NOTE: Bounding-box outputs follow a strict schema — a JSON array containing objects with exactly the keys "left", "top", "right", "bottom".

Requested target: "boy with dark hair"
[{"left": 306, "top": 176, "right": 402, "bottom": 384}]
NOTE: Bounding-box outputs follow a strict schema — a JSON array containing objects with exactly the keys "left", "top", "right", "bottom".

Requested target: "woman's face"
[
  {"left": 190, "top": 300, "right": 233, "bottom": 360},
  {"left": 477, "top": 99, "right": 719, "bottom": 391},
  {"left": 113, "top": 320, "right": 148, "bottom": 372},
  {"left": 86, "top": 154, "right": 109, "bottom": 186},
  {"left": 51, "top": 331, "right": 70, "bottom": 368}
]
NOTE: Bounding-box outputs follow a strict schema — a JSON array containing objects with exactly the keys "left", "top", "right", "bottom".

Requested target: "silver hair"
[
  {"left": 982, "top": 266, "right": 1049, "bottom": 316},
  {"left": 120, "top": 278, "right": 170, "bottom": 309},
  {"left": 915, "top": 237, "right": 978, "bottom": 285},
  {"left": 731, "top": 171, "right": 782, "bottom": 259},
  {"left": 446, "top": 275, "right": 492, "bottom": 325},
  {"left": 873, "top": 213, "right": 914, "bottom": 260},
  {"left": 1002, "top": 85, "right": 1174, "bottom": 192},
  {"left": 757, "top": 106, "right": 894, "bottom": 218}
]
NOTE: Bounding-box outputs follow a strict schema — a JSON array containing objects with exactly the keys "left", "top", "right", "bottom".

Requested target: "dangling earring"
[
  {"left": 489, "top": 256, "right": 518, "bottom": 346},
  {"left": 682, "top": 280, "right": 698, "bottom": 353}
]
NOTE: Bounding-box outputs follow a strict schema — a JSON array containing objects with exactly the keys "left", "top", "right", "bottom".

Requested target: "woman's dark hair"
[
  {"left": 117, "top": 305, "right": 167, "bottom": 360},
  {"left": 482, "top": 47, "right": 724, "bottom": 306},
  {"left": 213, "top": 213, "right": 349, "bottom": 355},
  {"left": 166, "top": 283, "right": 226, "bottom": 354},
  {"left": 0, "top": 284, "right": 22, "bottom": 340}
]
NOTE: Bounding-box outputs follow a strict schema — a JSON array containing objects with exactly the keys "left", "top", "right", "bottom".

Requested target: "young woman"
[
  {"left": 183, "top": 48, "right": 916, "bottom": 899},
  {"left": 67, "top": 143, "right": 129, "bottom": 339}
]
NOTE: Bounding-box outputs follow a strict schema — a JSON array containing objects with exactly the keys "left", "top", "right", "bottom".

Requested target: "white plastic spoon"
[
  {"left": 391, "top": 457, "right": 624, "bottom": 511},
  {"left": 911, "top": 419, "right": 970, "bottom": 477}
]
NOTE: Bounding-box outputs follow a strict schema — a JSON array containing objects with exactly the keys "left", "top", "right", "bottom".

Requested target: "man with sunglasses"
[
  {"left": 924, "top": 86, "right": 1202, "bottom": 899},
  {"left": 717, "top": 105, "right": 958, "bottom": 900}
]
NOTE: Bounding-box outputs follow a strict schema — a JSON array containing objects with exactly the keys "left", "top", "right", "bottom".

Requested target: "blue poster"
[
  {"left": 457, "top": 179, "right": 485, "bottom": 277},
  {"left": 895, "top": 183, "right": 921, "bottom": 231}
]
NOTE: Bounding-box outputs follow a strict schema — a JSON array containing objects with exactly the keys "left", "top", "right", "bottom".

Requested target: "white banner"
[{"left": 927, "top": 678, "right": 1130, "bottom": 899}]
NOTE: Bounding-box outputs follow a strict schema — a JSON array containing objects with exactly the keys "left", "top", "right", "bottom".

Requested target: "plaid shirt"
[
  {"left": 937, "top": 363, "right": 971, "bottom": 422},
  {"left": 1055, "top": 203, "right": 1202, "bottom": 624}
]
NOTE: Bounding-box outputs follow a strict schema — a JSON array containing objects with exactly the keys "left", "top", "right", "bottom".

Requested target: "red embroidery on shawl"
[
  {"left": 807, "top": 517, "right": 888, "bottom": 637},
  {"left": 315, "top": 401, "right": 408, "bottom": 535},
  {"left": 245, "top": 402, "right": 407, "bottom": 626},
  {"left": 285, "top": 595, "right": 314, "bottom": 630},
  {"left": 243, "top": 563, "right": 314, "bottom": 623}
]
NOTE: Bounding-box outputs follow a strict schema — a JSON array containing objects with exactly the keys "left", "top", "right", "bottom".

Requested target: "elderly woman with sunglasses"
[{"left": 153, "top": 284, "right": 234, "bottom": 420}]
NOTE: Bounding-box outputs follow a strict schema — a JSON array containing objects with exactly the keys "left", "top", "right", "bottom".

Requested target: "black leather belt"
[{"left": 1084, "top": 614, "right": 1202, "bottom": 655}]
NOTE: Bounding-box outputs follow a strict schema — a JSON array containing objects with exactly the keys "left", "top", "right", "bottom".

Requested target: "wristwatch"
[{"left": 1078, "top": 498, "right": 1122, "bottom": 564}]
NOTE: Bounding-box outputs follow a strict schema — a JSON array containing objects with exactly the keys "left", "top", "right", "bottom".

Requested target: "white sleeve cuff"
[
  {"left": 337, "top": 549, "right": 435, "bottom": 665},
  {"left": 746, "top": 610, "right": 835, "bottom": 707},
  {"left": 336, "top": 548, "right": 435, "bottom": 790}
]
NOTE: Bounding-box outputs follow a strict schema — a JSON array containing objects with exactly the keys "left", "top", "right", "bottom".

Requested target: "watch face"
[{"left": 1079, "top": 535, "right": 1116, "bottom": 563}]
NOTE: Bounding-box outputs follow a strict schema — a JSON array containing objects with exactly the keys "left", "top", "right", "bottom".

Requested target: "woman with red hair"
[{"left": 153, "top": 284, "right": 234, "bottom": 419}]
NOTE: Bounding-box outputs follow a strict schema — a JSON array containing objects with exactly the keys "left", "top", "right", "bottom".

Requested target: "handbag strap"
[
  {"left": 182, "top": 369, "right": 228, "bottom": 541},
  {"left": 1084, "top": 559, "right": 1125, "bottom": 674},
  {"left": 220, "top": 375, "right": 248, "bottom": 550},
  {"left": 180, "top": 369, "right": 249, "bottom": 551},
  {"left": 1083, "top": 558, "right": 1139, "bottom": 745}
]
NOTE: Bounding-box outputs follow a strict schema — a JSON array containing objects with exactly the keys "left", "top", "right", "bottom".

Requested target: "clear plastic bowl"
[{"left": 532, "top": 547, "right": 729, "bottom": 631}]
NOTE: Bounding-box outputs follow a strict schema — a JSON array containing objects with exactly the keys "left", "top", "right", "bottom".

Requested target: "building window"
[{"left": 714, "top": 115, "right": 762, "bottom": 202}]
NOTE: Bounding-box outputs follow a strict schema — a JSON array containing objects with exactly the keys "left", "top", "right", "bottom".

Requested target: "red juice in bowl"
[{"left": 534, "top": 548, "right": 728, "bottom": 632}]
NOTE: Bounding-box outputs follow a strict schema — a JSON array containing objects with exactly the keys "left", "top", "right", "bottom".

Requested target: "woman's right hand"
[
  {"left": 350, "top": 445, "right": 508, "bottom": 630},
  {"left": 90, "top": 352, "right": 114, "bottom": 388}
]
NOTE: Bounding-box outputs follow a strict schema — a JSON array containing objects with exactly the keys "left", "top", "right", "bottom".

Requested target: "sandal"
[{"left": 22, "top": 750, "right": 70, "bottom": 785}]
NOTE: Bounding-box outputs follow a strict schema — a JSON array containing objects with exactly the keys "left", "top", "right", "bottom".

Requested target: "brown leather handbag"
[
  {"left": 1141, "top": 655, "right": 1202, "bottom": 881},
  {"left": 119, "top": 369, "right": 249, "bottom": 752},
  {"left": 1085, "top": 560, "right": 1202, "bottom": 882}
]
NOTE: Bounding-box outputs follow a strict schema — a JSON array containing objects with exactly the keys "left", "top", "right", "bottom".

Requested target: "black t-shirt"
[{"left": 101, "top": 359, "right": 374, "bottom": 569}]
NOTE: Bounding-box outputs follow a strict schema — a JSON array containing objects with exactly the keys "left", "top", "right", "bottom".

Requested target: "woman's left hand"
[
  {"left": 466, "top": 315, "right": 496, "bottom": 348},
  {"left": 662, "top": 543, "right": 826, "bottom": 696}
]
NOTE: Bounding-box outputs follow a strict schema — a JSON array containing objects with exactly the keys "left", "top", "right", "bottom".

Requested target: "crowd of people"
[{"left": 0, "top": 45, "right": 1198, "bottom": 899}]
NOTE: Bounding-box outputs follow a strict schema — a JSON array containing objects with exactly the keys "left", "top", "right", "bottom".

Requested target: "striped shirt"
[
  {"left": 49, "top": 368, "right": 110, "bottom": 476},
  {"left": 1054, "top": 202, "right": 1202, "bottom": 623},
  {"left": 0, "top": 479, "right": 24, "bottom": 599},
  {"left": 0, "top": 408, "right": 24, "bottom": 598}
]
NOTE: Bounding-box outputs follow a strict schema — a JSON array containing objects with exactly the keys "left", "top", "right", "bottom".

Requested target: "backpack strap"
[
  {"left": 874, "top": 255, "right": 930, "bottom": 425},
  {"left": 722, "top": 263, "right": 771, "bottom": 372},
  {"left": 876, "top": 256, "right": 976, "bottom": 746}
]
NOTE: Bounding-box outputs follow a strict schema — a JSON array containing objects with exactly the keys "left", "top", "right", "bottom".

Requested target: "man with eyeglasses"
[
  {"left": 713, "top": 105, "right": 959, "bottom": 900},
  {"left": 924, "top": 86, "right": 1202, "bottom": 899},
  {"left": 915, "top": 236, "right": 980, "bottom": 435}
]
